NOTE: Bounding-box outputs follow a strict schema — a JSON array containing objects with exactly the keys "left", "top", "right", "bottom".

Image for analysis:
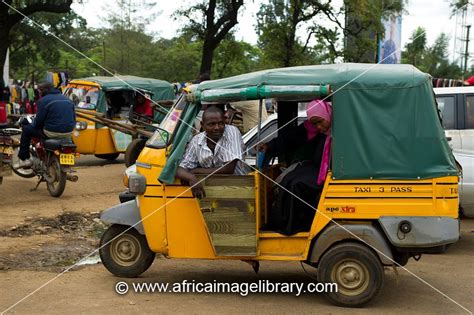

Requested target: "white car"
[{"left": 434, "top": 86, "right": 474, "bottom": 217}]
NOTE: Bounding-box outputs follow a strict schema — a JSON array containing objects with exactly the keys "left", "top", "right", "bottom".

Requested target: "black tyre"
[
  {"left": 46, "top": 155, "right": 67, "bottom": 197},
  {"left": 95, "top": 153, "right": 120, "bottom": 160},
  {"left": 99, "top": 224, "right": 155, "bottom": 278},
  {"left": 317, "top": 242, "right": 384, "bottom": 307},
  {"left": 124, "top": 138, "right": 146, "bottom": 167},
  {"left": 11, "top": 147, "right": 35, "bottom": 178}
]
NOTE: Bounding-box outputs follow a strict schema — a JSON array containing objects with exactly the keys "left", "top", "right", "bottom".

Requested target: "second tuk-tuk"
[
  {"left": 64, "top": 75, "right": 175, "bottom": 161},
  {"left": 99, "top": 64, "right": 460, "bottom": 307}
]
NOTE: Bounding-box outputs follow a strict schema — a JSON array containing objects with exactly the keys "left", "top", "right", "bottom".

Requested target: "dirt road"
[{"left": 1, "top": 156, "right": 473, "bottom": 314}]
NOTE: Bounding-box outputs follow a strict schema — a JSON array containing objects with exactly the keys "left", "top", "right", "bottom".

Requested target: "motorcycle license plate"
[{"left": 60, "top": 153, "right": 75, "bottom": 165}]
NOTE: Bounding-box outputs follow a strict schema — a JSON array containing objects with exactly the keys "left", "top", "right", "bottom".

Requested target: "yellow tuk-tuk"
[
  {"left": 99, "top": 64, "right": 460, "bottom": 307},
  {"left": 64, "top": 76, "right": 175, "bottom": 161}
]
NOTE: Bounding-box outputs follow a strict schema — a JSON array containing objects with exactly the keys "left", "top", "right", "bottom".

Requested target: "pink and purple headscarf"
[{"left": 303, "top": 99, "right": 333, "bottom": 185}]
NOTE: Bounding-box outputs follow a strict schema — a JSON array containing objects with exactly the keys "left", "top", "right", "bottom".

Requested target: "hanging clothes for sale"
[
  {"left": 9, "top": 85, "right": 18, "bottom": 103},
  {"left": 46, "top": 72, "right": 54, "bottom": 85},
  {"left": 53, "top": 73, "right": 60, "bottom": 87},
  {"left": 46, "top": 71, "right": 70, "bottom": 89},
  {"left": 60, "top": 72, "right": 67, "bottom": 86},
  {"left": 27, "top": 87, "right": 35, "bottom": 102}
]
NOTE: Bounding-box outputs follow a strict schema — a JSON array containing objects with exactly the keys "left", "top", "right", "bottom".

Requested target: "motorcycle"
[
  {"left": 11, "top": 116, "right": 78, "bottom": 197},
  {"left": 0, "top": 128, "right": 21, "bottom": 185}
]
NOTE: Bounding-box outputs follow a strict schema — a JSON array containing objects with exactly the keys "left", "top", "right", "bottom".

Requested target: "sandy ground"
[{"left": 0, "top": 156, "right": 473, "bottom": 314}]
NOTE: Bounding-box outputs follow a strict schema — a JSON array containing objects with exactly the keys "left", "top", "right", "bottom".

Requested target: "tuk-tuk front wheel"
[
  {"left": 95, "top": 153, "right": 120, "bottom": 161},
  {"left": 124, "top": 138, "right": 146, "bottom": 167},
  {"left": 99, "top": 224, "right": 155, "bottom": 278},
  {"left": 317, "top": 242, "right": 384, "bottom": 307}
]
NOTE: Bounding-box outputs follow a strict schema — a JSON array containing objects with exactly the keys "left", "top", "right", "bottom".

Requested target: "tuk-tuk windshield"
[
  {"left": 66, "top": 86, "right": 99, "bottom": 110},
  {"left": 147, "top": 95, "right": 187, "bottom": 147}
]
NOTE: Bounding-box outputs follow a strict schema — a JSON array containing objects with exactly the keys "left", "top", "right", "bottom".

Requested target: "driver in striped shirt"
[{"left": 175, "top": 106, "right": 249, "bottom": 198}]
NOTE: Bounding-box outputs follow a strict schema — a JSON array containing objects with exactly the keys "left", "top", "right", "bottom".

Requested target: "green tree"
[
  {"left": 401, "top": 27, "right": 427, "bottom": 66},
  {"left": 9, "top": 10, "right": 99, "bottom": 81},
  {"left": 0, "top": 0, "right": 73, "bottom": 87},
  {"left": 449, "top": 0, "right": 471, "bottom": 14},
  {"left": 101, "top": 0, "right": 158, "bottom": 75},
  {"left": 424, "top": 33, "right": 450, "bottom": 74},
  {"left": 256, "top": 0, "right": 331, "bottom": 67},
  {"left": 101, "top": 28, "right": 156, "bottom": 75},
  {"left": 212, "top": 36, "right": 261, "bottom": 78},
  {"left": 147, "top": 36, "right": 202, "bottom": 82},
  {"left": 175, "top": 0, "right": 244, "bottom": 78},
  {"left": 255, "top": 0, "right": 405, "bottom": 66},
  {"left": 401, "top": 29, "right": 465, "bottom": 79},
  {"left": 340, "top": 0, "right": 405, "bottom": 62}
]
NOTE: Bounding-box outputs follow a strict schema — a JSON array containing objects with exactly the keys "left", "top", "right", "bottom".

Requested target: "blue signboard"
[{"left": 378, "top": 16, "right": 402, "bottom": 64}]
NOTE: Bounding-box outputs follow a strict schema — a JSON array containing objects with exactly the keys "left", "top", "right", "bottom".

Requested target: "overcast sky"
[{"left": 72, "top": 0, "right": 473, "bottom": 65}]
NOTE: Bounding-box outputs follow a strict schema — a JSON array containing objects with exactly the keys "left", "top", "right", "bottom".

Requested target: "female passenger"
[{"left": 258, "top": 99, "right": 332, "bottom": 235}]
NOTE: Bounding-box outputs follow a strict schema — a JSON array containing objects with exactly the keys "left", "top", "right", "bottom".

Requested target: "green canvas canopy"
[
  {"left": 159, "top": 63, "right": 457, "bottom": 183},
  {"left": 73, "top": 75, "right": 175, "bottom": 121}
]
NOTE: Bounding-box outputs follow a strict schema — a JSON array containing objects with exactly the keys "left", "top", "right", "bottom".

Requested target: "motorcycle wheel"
[
  {"left": 11, "top": 147, "right": 36, "bottom": 178},
  {"left": 46, "top": 155, "right": 67, "bottom": 197}
]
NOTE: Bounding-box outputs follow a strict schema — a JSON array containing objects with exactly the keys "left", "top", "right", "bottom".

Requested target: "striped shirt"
[{"left": 180, "top": 125, "right": 249, "bottom": 175}]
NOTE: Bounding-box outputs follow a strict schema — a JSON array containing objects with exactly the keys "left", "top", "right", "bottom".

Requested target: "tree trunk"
[
  {"left": 0, "top": 26, "right": 10, "bottom": 88},
  {"left": 200, "top": 41, "right": 215, "bottom": 76}
]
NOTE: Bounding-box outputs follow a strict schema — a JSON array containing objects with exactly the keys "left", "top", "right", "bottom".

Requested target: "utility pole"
[
  {"left": 463, "top": 25, "right": 471, "bottom": 72},
  {"left": 102, "top": 40, "right": 106, "bottom": 76}
]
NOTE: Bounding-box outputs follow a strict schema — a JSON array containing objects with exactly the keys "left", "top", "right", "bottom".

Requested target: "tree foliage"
[
  {"left": 0, "top": 0, "right": 73, "bottom": 87},
  {"left": 5, "top": 1, "right": 472, "bottom": 85},
  {"left": 401, "top": 27, "right": 468, "bottom": 78},
  {"left": 255, "top": 0, "right": 405, "bottom": 66},
  {"left": 256, "top": 0, "right": 328, "bottom": 67},
  {"left": 401, "top": 27, "right": 426, "bottom": 66},
  {"left": 9, "top": 10, "right": 100, "bottom": 81},
  {"left": 175, "top": 0, "right": 244, "bottom": 77}
]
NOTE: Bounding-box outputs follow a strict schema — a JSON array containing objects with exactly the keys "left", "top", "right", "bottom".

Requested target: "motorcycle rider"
[{"left": 14, "top": 81, "right": 76, "bottom": 169}]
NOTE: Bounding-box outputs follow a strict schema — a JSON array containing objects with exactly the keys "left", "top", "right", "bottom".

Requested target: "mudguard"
[
  {"left": 309, "top": 223, "right": 394, "bottom": 266},
  {"left": 100, "top": 200, "right": 145, "bottom": 234}
]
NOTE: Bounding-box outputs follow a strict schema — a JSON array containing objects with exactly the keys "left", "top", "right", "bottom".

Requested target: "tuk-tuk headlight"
[
  {"left": 75, "top": 121, "right": 87, "bottom": 130},
  {"left": 128, "top": 173, "right": 146, "bottom": 195},
  {"left": 123, "top": 173, "right": 129, "bottom": 187},
  {"left": 123, "top": 164, "right": 136, "bottom": 188}
]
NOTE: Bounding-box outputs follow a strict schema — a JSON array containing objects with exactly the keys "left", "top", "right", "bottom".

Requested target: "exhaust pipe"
[{"left": 67, "top": 174, "right": 78, "bottom": 182}]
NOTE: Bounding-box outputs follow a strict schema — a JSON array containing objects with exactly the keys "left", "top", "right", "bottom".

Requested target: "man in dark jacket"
[{"left": 14, "top": 81, "right": 75, "bottom": 168}]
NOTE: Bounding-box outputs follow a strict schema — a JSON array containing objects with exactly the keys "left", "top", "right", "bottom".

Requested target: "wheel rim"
[
  {"left": 110, "top": 234, "right": 142, "bottom": 266},
  {"left": 331, "top": 258, "right": 370, "bottom": 296},
  {"left": 11, "top": 148, "right": 35, "bottom": 177}
]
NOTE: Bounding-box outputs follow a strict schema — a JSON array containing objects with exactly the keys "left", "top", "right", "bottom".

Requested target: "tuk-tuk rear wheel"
[
  {"left": 317, "top": 242, "right": 384, "bottom": 307},
  {"left": 100, "top": 224, "right": 155, "bottom": 278}
]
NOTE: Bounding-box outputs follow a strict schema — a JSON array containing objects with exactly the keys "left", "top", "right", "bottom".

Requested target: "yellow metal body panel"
[
  {"left": 68, "top": 80, "right": 101, "bottom": 88},
  {"left": 136, "top": 147, "right": 168, "bottom": 254},
  {"left": 318, "top": 174, "right": 459, "bottom": 220},
  {"left": 94, "top": 128, "right": 121, "bottom": 154},
  {"left": 72, "top": 117, "right": 97, "bottom": 154},
  {"left": 258, "top": 233, "right": 308, "bottom": 260},
  {"left": 72, "top": 116, "right": 120, "bottom": 155},
  {"left": 163, "top": 185, "right": 216, "bottom": 258},
  {"left": 136, "top": 147, "right": 459, "bottom": 262}
]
